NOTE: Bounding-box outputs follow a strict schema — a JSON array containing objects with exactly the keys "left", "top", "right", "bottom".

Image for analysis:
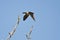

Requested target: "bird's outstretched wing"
[
  {"left": 29, "top": 12, "right": 35, "bottom": 21},
  {"left": 23, "top": 13, "right": 29, "bottom": 21}
]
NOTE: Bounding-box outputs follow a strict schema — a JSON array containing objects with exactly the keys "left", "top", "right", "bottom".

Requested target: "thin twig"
[
  {"left": 26, "top": 26, "right": 33, "bottom": 40},
  {"left": 7, "top": 15, "right": 20, "bottom": 40}
]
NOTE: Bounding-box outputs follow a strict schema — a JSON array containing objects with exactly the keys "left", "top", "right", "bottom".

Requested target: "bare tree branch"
[
  {"left": 7, "top": 15, "right": 20, "bottom": 40},
  {"left": 26, "top": 26, "right": 33, "bottom": 40}
]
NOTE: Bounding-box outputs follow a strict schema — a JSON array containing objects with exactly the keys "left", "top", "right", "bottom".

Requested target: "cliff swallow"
[{"left": 23, "top": 12, "right": 35, "bottom": 21}]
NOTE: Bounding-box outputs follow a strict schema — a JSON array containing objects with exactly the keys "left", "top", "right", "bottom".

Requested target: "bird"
[{"left": 23, "top": 12, "right": 35, "bottom": 21}]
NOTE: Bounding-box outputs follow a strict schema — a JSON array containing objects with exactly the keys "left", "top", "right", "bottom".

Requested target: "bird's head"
[{"left": 23, "top": 12, "right": 29, "bottom": 15}]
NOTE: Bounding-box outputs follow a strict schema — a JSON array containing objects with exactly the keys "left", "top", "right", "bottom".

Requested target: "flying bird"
[{"left": 23, "top": 12, "right": 35, "bottom": 21}]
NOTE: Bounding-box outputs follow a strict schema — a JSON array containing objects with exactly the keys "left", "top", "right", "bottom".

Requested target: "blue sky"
[{"left": 0, "top": 0, "right": 60, "bottom": 40}]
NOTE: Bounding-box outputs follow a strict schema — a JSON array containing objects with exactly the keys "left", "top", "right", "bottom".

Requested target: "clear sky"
[{"left": 0, "top": 0, "right": 60, "bottom": 40}]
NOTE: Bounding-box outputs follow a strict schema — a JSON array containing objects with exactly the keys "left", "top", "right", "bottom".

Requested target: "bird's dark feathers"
[
  {"left": 23, "top": 12, "right": 35, "bottom": 21},
  {"left": 29, "top": 12, "right": 35, "bottom": 21},
  {"left": 23, "top": 14, "right": 29, "bottom": 21}
]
